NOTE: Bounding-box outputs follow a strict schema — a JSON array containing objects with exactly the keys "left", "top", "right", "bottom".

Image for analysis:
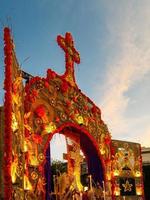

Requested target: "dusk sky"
[{"left": 0, "top": 0, "right": 150, "bottom": 160}]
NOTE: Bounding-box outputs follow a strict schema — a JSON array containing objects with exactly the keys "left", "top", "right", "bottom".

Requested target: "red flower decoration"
[
  {"left": 105, "top": 158, "right": 111, "bottom": 164},
  {"left": 55, "top": 117, "right": 60, "bottom": 122},
  {"left": 84, "top": 105, "right": 88, "bottom": 110},
  {"left": 4, "top": 45, "right": 12, "bottom": 55},
  {"left": 75, "top": 109, "right": 79, "bottom": 114},
  {"left": 66, "top": 32, "right": 73, "bottom": 43},
  {"left": 38, "top": 165, "right": 43, "bottom": 172},
  {"left": 111, "top": 147, "right": 115, "bottom": 155},
  {"left": 61, "top": 80, "right": 69, "bottom": 93},
  {"left": 105, "top": 135, "right": 111, "bottom": 145},
  {"left": 35, "top": 105, "right": 46, "bottom": 118},
  {"left": 32, "top": 134, "right": 42, "bottom": 144},
  {"left": 91, "top": 105, "right": 97, "bottom": 114},
  {"left": 4, "top": 56, "right": 12, "bottom": 65},
  {"left": 73, "top": 96, "right": 77, "bottom": 102},
  {"left": 3, "top": 27, "right": 13, "bottom": 199},
  {"left": 32, "top": 89, "right": 38, "bottom": 97},
  {"left": 47, "top": 69, "right": 56, "bottom": 80},
  {"left": 66, "top": 100, "right": 71, "bottom": 107},
  {"left": 44, "top": 81, "right": 49, "bottom": 88}
]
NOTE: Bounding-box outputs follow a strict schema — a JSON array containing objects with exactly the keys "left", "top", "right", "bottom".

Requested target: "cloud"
[
  {"left": 98, "top": 1, "right": 150, "bottom": 146},
  {"left": 140, "top": 126, "right": 150, "bottom": 147},
  {"left": 50, "top": 133, "right": 67, "bottom": 160}
]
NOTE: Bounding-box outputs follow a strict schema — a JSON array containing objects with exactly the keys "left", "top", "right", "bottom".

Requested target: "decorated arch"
[
  {"left": 23, "top": 32, "right": 112, "bottom": 199},
  {"left": 0, "top": 27, "right": 145, "bottom": 200}
]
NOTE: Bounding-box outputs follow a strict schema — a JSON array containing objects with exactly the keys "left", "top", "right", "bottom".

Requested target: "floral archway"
[
  {"left": 22, "top": 32, "right": 112, "bottom": 199},
  {"left": 3, "top": 28, "right": 113, "bottom": 199}
]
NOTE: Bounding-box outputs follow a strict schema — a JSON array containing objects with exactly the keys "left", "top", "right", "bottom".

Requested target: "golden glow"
[
  {"left": 100, "top": 148, "right": 105, "bottom": 155},
  {"left": 11, "top": 157, "right": 18, "bottom": 183},
  {"left": 135, "top": 171, "right": 141, "bottom": 177},
  {"left": 72, "top": 168, "right": 83, "bottom": 191},
  {"left": 31, "top": 171, "right": 38, "bottom": 180},
  {"left": 113, "top": 170, "right": 120, "bottom": 177},
  {"left": 106, "top": 173, "right": 111, "bottom": 180},
  {"left": 23, "top": 140, "right": 28, "bottom": 152},
  {"left": 12, "top": 113, "right": 18, "bottom": 132},
  {"left": 75, "top": 114, "right": 84, "bottom": 125},
  {"left": 24, "top": 174, "right": 32, "bottom": 191},
  {"left": 45, "top": 122, "right": 56, "bottom": 133},
  {"left": 84, "top": 186, "right": 88, "bottom": 191},
  {"left": 114, "top": 187, "right": 120, "bottom": 196},
  {"left": 29, "top": 156, "right": 39, "bottom": 166},
  {"left": 38, "top": 153, "right": 45, "bottom": 162},
  {"left": 136, "top": 185, "right": 143, "bottom": 195}
]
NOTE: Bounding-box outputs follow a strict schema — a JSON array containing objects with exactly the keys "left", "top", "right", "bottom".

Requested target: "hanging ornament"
[
  {"left": 31, "top": 171, "right": 38, "bottom": 181},
  {"left": 38, "top": 153, "right": 45, "bottom": 162}
]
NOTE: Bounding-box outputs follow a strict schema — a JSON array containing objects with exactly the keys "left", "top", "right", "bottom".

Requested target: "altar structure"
[{"left": 0, "top": 27, "right": 145, "bottom": 200}]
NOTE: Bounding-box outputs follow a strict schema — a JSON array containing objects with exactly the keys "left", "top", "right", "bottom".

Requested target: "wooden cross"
[{"left": 57, "top": 32, "right": 80, "bottom": 86}]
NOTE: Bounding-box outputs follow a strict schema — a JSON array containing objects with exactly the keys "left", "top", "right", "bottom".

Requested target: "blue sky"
[{"left": 0, "top": 0, "right": 150, "bottom": 160}]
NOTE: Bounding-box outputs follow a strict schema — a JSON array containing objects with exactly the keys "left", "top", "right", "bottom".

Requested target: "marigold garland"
[{"left": 3, "top": 27, "right": 13, "bottom": 199}]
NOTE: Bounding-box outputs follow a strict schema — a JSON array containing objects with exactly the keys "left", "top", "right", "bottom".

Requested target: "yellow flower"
[{"left": 45, "top": 122, "right": 56, "bottom": 133}]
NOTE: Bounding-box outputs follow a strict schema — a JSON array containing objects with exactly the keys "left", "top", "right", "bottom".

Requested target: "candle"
[
  {"left": 102, "top": 181, "right": 106, "bottom": 200},
  {"left": 89, "top": 175, "right": 92, "bottom": 190}
]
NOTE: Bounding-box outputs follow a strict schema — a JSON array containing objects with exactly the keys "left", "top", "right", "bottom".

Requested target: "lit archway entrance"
[{"left": 45, "top": 126, "right": 105, "bottom": 199}]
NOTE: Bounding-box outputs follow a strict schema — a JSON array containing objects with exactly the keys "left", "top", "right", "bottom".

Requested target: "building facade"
[{"left": 142, "top": 147, "right": 150, "bottom": 200}]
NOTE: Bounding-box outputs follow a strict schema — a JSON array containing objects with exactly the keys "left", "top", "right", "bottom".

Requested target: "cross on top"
[{"left": 57, "top": 32, "right": 80, "bottom": 86}]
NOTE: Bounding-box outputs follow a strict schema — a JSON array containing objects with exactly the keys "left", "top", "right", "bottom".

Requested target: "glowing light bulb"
[
  {"left": 135, "top": 171, "right": 141, "bottom": 177},
  {"left": 114, "top": 187, "right": 120, "bottom": 196},
  {"left": 100, "top": 148, "right": 105, "bottom": 155},
  {"left": 113, "top": 170, "right": 120, "bottom": 176},
  {"left": 136, "top": 185, "right": 142, "bottom": 195}
]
